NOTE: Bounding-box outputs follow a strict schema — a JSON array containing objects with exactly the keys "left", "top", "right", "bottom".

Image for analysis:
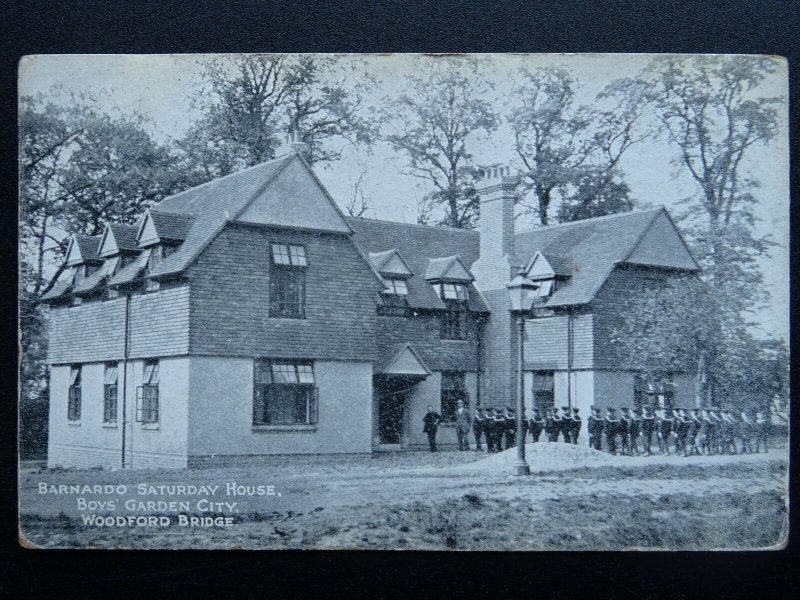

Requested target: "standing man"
[
  {"left": 493, "top": 408, "right": 507, "bottom": 452},
  {"left": 699, "top": 408, "right": 713, "bottom": 455},
  {"left": 455, "top": 400, "right": 471, "bottom": 451},
  {"left": 619, "top": 407, "right": 632, "bottom": 455},
  {"left": 629, "top": 408, "right": 642, "bottom": 455},
  {"left": 688, "top": 408, "right": 702, "bottom": 456},
  {"left": 559, "top": 406, "right": 572, "bottom": 443},
  {"left": 473, "top": 407, "right": 486, "bottom": 452},
  {"left": 640, "top": 407, "right": 656, "bottom": 456},
  {"left": 529, "top": 409, "right": 545, "bottom": 443},
  {"left": 588, "top": 406, "right": 604, "bottom": 451},
  {"left": 604, "top": 408, "right": 620, "bottom": 454},
  {"left": 657, "top": 408, "right": 674, "bottom": 455},
  {"left": 545, "top": 407, "right": 558, "bottom": 442},
  {"left": 484, "top": 408, "right": 496, "bottom": 453},
  {"left": 739, "top": 410, "right": 755, "bottom": 454},
  {"left": 422, "top": 405, "right": 441, "bottom": 453},
  {"left": 755, "top": 411, "right": 769, "bottom": 453},
  {"left": 707, "top": 408, "right": 721, "bottom": 454},
  {"left": 569, "top": 408, "right": 582, "bottom": 445},
  {"left": 504, "top": 407, "right": 517, "bottom": 448},
  {"left": 675, "top": 408, "right": 690, "bottom": 457}
]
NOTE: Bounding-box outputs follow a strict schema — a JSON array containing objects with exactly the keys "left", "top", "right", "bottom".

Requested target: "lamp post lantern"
[{"left": 506, "top": 266, "right": 537, "bottom": 476}]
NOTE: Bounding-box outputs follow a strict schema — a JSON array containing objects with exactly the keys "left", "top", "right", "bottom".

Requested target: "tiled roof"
[
  {"left": 423, "top": 255, "right": 473, "bottom": 281},
  {"left": 149, "top": 210, "right": 194, "bottom": 241},
  {"left": 74, "top": 234, "right": 102, "bottom": 263},
  {"left": 109, "top": 223, "right": 140, "bottom": 252},
  {"left": 148, "top": 154, "right": 295, "bottom": 278},
  {"left": 108, "top": 250, "right": 151, "bottom": 286},
  {"left": 513, "top": 208, "right": 669, "bottom": 307},
  {"left": 40, "top": 280, "right": 72, "bottom": 301},
  {"left": 347, "top": 217, "right": 488, "bottom": 313}
]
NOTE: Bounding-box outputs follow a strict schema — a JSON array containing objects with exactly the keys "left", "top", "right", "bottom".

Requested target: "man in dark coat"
[
  {"left": 473, "top": 408, "right": 486, "bottom": 452},
  {"left": 484, "top": 408, "right": 496, "bottom": 452},
  {"left": 569, "top": 408, "right": 582, "bottom": 444},
  {"left": 688, "top": 408, "right": 702, "bottom": 455},
  {"left": 618, "top": 407, "right": 632, "bottom": 455},
  {"left": 629, "top": 408, "right": 642, "bottom": 455},
  {"left": 492, "top": 408, "right": 506, "bottom": 452},
  {"left": 657, "top": 408, "right": 674, "bottom": 455},
  {"left": 545, "top": 407, "right": 559, "bottom": 442},
  {"left": 675, "top": 408, "right": 691, "bottom": 457},
  {"left": 587, "top": 406, "right": 604, "bottom": 450},
  {"left": 738, "top": 410, "right": 755, "bottom": 454},
  {"left": 604, "top": 408, "right": 620, "bottom": 454},
  {"left": 529, "top": 409, "right": 545, "bottom": 442},
  {"left": 640, "top": 407, "right": 656, "bottom": 456},
  {"left": 504, "top": 407, "right": 516, "bottom": 448},
  {"left": 559, "top": 406, "right": 572, "bottom": 443},
  {"left": 422, "top": 405, "right": 441, "bottom": 452}
]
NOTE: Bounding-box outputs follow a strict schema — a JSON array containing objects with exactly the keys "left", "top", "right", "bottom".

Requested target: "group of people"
[
  {"left": 422, "top": 401, "right": 771, "bottom": 456},
  {"left": 588, "top": 406, "right": 771, "bottom": 457}
]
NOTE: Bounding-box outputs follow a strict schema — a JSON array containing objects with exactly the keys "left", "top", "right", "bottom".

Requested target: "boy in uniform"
[
  {"left": 604, "top": 408, "right": 620, "bottom": 455},
  {"left": 587, "top": 406, "right": 604, "bottom": 451},
  {"left": 529, "top": 409, "right": 545, "bottom": 443}
]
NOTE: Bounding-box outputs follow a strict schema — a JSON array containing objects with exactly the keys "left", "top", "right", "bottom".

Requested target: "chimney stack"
[
  {"left": 475, "top": 165, "right": 518, "bottom": 266},
  {"left": 278, "top": 131, "right": 311, "bottom": 158}
]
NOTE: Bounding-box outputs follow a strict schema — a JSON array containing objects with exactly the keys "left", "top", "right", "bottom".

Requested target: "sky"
[{"left": 19, "top": 53, "right": 789, "bottom": 340}]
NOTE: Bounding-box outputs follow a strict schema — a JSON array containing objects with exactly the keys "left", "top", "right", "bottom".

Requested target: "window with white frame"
[
  {"left": 441, "top": 282, "right": 469, "bottom": 301},
  {"left": 253, "top": 360, "right": 318, "bottom": 426},
  {"left": 103, "top": 362, "right": 119, "bottom": 423},
  {"left": 269, "top": 243, "right": 307, "bottom": 318},
  {"left": 532, "top": 371, "right": 555, "bottom": 412},
  {"left": 68, "top": 366, "right": 82, "bottom": 421},
  {"left": 136, "top": 360, "right": 159, "bottom": 424},
  {"left": 383, "top": 278, "right": 408, "bottom": 296}
]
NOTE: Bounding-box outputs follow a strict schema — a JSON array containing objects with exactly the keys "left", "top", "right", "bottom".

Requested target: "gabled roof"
[
  {"left": 424, "top": 255, "right": 474, "bottom": 282},
  {"left": 513, "top": 208, "right": 699, "bottom": 307},
  {"left": 108, "top": 249, "right": 151, "bottom": 287},
  {"left": 376, "top": 343, "right": 432, "bottom": 377},
  {"left": 368, "top": 249, "right": 414, "bottom": 278},
  {"left": 98, "top": 223, "right": 140, "bottom": 257},
  {"left": 137, "top": 210, "right": 194, "bottom": 246},
  {"left": 347, "top": 217, "right": 489, "bottom": 313},
  {"left": 65, "top": 234, "right": 102, "bottom": 266}
]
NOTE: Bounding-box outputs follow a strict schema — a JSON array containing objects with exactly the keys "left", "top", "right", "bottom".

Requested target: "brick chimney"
[
  {"left": 472, "top": 165, "right": 518, "bottom": 291},
  {"left": 278, "top": 131, "right": 310, "bottom": 159}
]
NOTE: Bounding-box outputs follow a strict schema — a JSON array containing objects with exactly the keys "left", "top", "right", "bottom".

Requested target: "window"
[
  {"left": 68, "top": 366, "right": 82, "bottom": 421},
  {"left": 270, "top": 243, "right": 307, "bottom": 318},
  {"left": 532, "top": 278, "right": 554, "bottom": 298},
  {"left": 634, "top": 374, "right": 674, "bottom": 412},
  {"left": 378, "top": 293, "right": 410, "bottom": 317},
  {"left": 144, "top": 279, "right": 161, "bottom": 292},
  {"left": 441, "top": 301, "right": 467, "bottom": 340},
  {"left": 253, "top": 360, "right": 318, "bottom": 426},
  {"left": 136, "top": 360, "right": 159, "bottom": 424},
  {"left": 441, "top": 283, "right": 468, "bottom": 301},
  {"left": 532, "top": 371, "right": 555, "bottom": 412},
  {"left": 104, "top": 363, "right": 119, "bottom": 423},
  {"left": 441, "top": 371, "right": 468, "bottom": 422},
  {"left": 97, "top": 256, "right": 120, "bottom": 279},
  {"left": 105, "top": 287, "right": 119, "bottom": 300},
  {"left": 383, "top": 278, "right": 408, "bottom": 296},
  {"left": 71, "top": 296, "right": 83, "bottom": 306}
]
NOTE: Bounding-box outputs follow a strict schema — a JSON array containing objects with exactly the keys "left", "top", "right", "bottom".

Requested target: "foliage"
[
  {"left": 609, "top": 56, "right": 786, "bottom": 407},
  {"left": 176, "top": 54, "right": 375, "bottom": 184},
  {"left": 509, "top": 69, "right": 647, "bottom": 225},
  {"left": 381, "top": 59, "right": 499, "bottom": 229}
]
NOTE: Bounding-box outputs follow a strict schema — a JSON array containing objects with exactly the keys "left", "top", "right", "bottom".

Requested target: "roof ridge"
[
  {"left": 160, "top": 154, "right": 294, "bottom": 207},
  {"left": 514, "top": 207, "right": 664, "bottom": 236},
  {"left": 347, "top": 216, "right": 479, "bottom": 234}
]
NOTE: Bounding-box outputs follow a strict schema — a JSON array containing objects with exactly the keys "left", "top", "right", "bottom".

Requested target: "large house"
[{"left": 41, "top": 140, "right": 701, "bottom": 469}]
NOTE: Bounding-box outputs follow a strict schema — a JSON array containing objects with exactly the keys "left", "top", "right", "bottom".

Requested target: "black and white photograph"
[{"left": 17, "top": 52, "right": 789, "bottom": 550}]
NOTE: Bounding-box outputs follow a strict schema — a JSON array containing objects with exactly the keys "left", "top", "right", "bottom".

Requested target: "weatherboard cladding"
[{"left": 187, "top": 224, "right": 380, "bottom": 362}]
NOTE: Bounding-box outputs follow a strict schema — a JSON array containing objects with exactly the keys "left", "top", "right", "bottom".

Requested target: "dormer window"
[
  {"left": 383, "top": 278, "right": 408, "bottom": 296},
  {"left": 532, "top": 278, "right": 553, "bottom": 298},
  {"left": 440, "top": 283, "right": 469, "bottom": 301},
  {"left": 271, "top": 243, "right": 307, "bottom": 266},
  {"left": 270, "top": 243, "right": 308, "bottom": 318}
]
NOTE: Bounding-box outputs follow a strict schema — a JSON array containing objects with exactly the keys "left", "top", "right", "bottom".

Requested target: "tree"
[
  {"left": 509, "top": 68, "right": 647, "bottom": 225},
  {"left": 19, "top": 92, "right": 184, "bottom": 456},
  {"left": 610, "top": 56, "right": 785, "bottom": 408},
  {"left": 381, "top": 59, "right": 499, "bottom": 229},
  {"left": 177, "top": 54, "right": 375, "bottom": 183}
]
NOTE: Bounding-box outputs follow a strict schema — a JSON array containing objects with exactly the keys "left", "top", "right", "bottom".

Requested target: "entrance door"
[{"left": 378, "top": 390, "right": 405, "bottom": 445}]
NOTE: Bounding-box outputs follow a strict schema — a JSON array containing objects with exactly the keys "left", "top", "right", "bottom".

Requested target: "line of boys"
[
  {"left": 472, "top": 406, "right": 583, "bottom": 453},
  {"left": 586, "top": 406, "right": 771, "bottom": 457}
]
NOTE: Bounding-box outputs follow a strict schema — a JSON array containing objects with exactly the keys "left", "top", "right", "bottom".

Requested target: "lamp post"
[{"left": 506, "top": 267, "right": 537, "bottom": 476}]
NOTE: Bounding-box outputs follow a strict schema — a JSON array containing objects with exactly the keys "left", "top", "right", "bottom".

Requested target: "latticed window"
[
  {"left": 136, "top": 360, "right": 159, "bottom": 424},
  {"left": 68, "top": 366, "right": 82, "bottom": 421},
  {"left": 441, "top": 371, "right": 468, "bottom": 422},
  {"left": 441, "top": 283, "right": 469, "bottom": 301},
  {"left": 383, "top": 278, "right": 408, "bottom": 295},
  {"left": 253, "top": 360, "right": 318, "bottom": 426},
  {"left": 103, "top": 362, "right": 119, "bottom": 423},
  {"left": 532, "top": 371, "right": 555, "bottom": 412},
  {"left": 634, "top": 374, "right": 674, "bottom": 412},
  {"left": 441, "top": 301, "right": 467, "bottom": 340},
  {"left": 269, "top": 243, "right": 307, "bottom": 318}
]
